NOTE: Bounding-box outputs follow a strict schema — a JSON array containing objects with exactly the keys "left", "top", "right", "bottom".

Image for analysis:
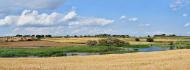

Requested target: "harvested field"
[
  {"left": 0, "top": 41, "right": 85, "bottom": 47},
  {"left": 43, "top": 38, "right": 104, "bottom": 44},
  {"left": 0, "top": 49, "right": 189, "bottom": 70}
]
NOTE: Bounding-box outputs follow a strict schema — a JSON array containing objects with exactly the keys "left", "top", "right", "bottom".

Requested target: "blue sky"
[{"left": 0, "top": 0, "right": 190, "bottom": 36}]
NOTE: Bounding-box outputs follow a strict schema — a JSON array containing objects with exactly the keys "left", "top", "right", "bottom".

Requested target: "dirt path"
[{"left": 0, "top": 49, "right": 189, "bottom": 70}]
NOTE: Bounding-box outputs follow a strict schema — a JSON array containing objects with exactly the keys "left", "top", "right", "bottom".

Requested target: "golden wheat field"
[
  {"left": 43, "top": 37, "right": 189, "bottom": 45},
  {"left": 0, "top": 49, "right": 190, "bottom": 70},
  {"left": 42, "top": 38, "right": 104, "bottom": 44}
]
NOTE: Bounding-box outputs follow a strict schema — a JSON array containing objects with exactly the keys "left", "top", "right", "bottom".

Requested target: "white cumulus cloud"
[{"left": 0, "top": 10, "right": 113, "bottom": 27}]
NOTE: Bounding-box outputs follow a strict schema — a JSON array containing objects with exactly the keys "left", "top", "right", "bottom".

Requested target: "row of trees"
[
  {"left": 16, "top": 34, "right": 52, "bottom": 39},
  {"left": 15, "top": 34, "right": 178, "bottom": 38},
  {"left": 64, "top": 34, "right": 178, "bottom": 38},
  {"left": 154, "top": 34, "right": 176, "bottom": 37},
  {"left": 64, "top": 34, "right": 130, "bottom": 38},
  {"left": 15, "top": 34, "right": 52, "bottom": 39}
]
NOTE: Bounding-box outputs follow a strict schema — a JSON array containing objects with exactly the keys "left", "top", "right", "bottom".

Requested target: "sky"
[{"left": 0, "top": 0, "right": 190, "bottom": 36}]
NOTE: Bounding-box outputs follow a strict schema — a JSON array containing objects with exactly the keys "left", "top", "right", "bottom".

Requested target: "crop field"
[
  {"left": 42, "top": 38, "right": 104, "bottom": 44},
  {"left": 0, "top": 37, "right": 189, "bottom": 48},
  {"left": 0, "top": 41, "right": 85, "bottom": 48},
  {"left": 0, "top": 49, "right": 189, "bottom": 70},
  {"left": 43, "top": 37, "right": 190, "bottom": 45}
]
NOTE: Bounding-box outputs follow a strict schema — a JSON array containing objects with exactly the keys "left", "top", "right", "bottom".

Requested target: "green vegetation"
[
  {"left": 0, "top": 44, "right": 152, "bottom": 57},
  {"left": 135, "top": 38, "right": 140, "bottom": 41},
  {"left": 86, "top": 40, "right": 98, "bottom": 46},
  {"left": 121, "top": 45, "right": 150, "bottom": 48},
  {"left": 0, "top": 46, "right": 122, "bottom": 57},
  {"left": 98, "top": 38, "right": 128, "bottom": 47},
  {"left": 172, "top": 41, "right": 190, "bottom": 49},
  {"left": 146, "top": 37, "right": 154, "bottom": 42}
]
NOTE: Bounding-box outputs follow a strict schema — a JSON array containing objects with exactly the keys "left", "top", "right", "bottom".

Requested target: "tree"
[
  {"left": 98, "top": 38, "right": 127, "bottom": 47},
  {"left": 36, "top": 35, "right": 42, "bottom": 39},
  {"left": 147, "top": 35, "right": 151, "bottom": 38},
  {"left": 65, "top": 35, "right": 70, "bottom": 38},
  {"left": 74, "top": 35, "right": 78, "bottom": 38},
  {"left": 31, "top": 35, "right": 35, "bottom": 37},
  {"left": 23, "top": 35, "right": 31, "bottom": 37},
  {"left": 146, "top": 38, "right": 154, "bottom": 42},
  {"left": 86, "top": 40, "right": 98, "bottom": 46},
  {"left": 45, "top": 35, "right": 52, "bottom": 38},
  {"left": 16, "top": 34, "right": 22, "bottom": 37},
  {"left": 135, "top": 38, "right": 140, "bottom": 41}
]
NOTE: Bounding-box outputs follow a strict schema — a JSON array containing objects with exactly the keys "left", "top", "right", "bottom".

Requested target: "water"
[
  {"left": 128, "top": 46, "right": 173, "bottom": 52},
  {"left": 66, "top": 52, "right": 100, "bottom": 56},
  {"left": 65, "top": 46, "right": 173, "bottom": 56}
]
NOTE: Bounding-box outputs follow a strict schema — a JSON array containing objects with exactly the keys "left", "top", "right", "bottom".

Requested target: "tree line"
[
  {"left": 15, "top": 34, "right": 52, "bottom": 39},
  {"left": 64, "top": 34, "right": 130, "bottom": 38}
]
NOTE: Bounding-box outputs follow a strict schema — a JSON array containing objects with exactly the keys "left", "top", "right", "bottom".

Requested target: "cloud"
[
  {"left": 139, "top": 24, "right": 151, "bottom": 27},
  {"left": 0, "top": 10, "right": 113, "bottom": 27},
  {"left": 0, "top": 0, "right": 65, "bottom": 16},
  {"left": 184, "top": 23, "right": 190, "bottom": 27},
  {"left": 128, "top": 18, "right": 138, "bottom": 22},
  {"left": 119, "top": 16, "right": 127, "bottom": 19},
  {"left": 0, "top": 9, "right": 114, "bottom": 35},
  {"left": 69, "top": 17, "right": 114, "bottom": 26},
  {"left": 63, "top": 10, "right": 77, "bottom": 21},
  {"left": 14, "top": 0, "right": 64, "bottom": 9},
  {"left": 119, "top": 16, "right": 138, "bottom": 22},
  {"left": 170, "top": 0, "right": 190, "bottom": 11},
  {"left": 182, "top": 13, "right": 188, "bottom": 17}
]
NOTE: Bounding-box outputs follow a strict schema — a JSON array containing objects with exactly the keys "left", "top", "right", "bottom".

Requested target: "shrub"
[
  {"left": 146, "top": 38, "right": 154, "bottom": 42},
  {"left": 27, "top": 39, "right": 33, "bottom": 41},
  {"left": 135, "top": 38, "right": 140, "bottom": 41},
  {"left": 98, "top": 38, "right": 127, "bottom": 47},
  {"left": 169, "top": 42, "right": 174, "bottom": 45},
  {"left": 86, "top": 40, "right": 98, "bottom": 46}
]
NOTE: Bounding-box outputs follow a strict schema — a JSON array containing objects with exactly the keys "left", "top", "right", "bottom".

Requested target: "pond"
[
  {"left": 128, "top": 46, "right": 174, "bottom": 52},
  {"left": 65, "top": 46, "right": 175, "bottom": 56},
  {"left": 66, "top": 52, "right": 100, "bottom": 56}
]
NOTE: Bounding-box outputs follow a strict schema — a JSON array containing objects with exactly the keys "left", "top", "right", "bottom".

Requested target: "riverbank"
[
  {"left": 0, "top": 49, "right": 189, "bottom": 70},
  {"left": 0, "top": 45, "right": 150, "bottom": 57}
]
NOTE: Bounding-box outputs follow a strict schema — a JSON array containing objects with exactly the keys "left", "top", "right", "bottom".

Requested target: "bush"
[
  {"left": 27, "top": 39, "right": 33, "bottom": 41},
  {"left": 146, "top": 38, "right": 154, "bottom": 42},
  {"left": 98, "top": 38, "right": 127, "bottom": 47},
  {"left": 86, "top": 40, "right": 98, "bottom": 46},
  {"left": 135, "top": 38, "right": 140, "bottom": 41}
]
